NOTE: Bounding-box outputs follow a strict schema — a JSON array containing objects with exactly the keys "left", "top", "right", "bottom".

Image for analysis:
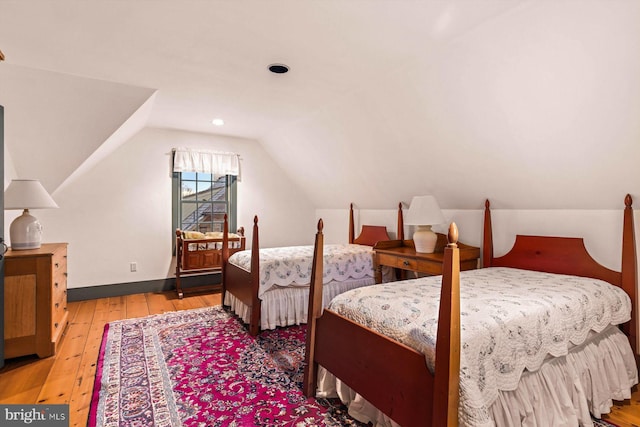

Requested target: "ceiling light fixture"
[
  {"left": 268, "top": 63, "right": 289, "bottom": 74},
  {"left": 212, "top": 118, "right": 225, "bottom": 126}
]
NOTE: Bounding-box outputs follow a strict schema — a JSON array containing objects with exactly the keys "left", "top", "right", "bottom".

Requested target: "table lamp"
[
  {"left": 404, "top": 195, "right": 445, "bottom": 253},
  {"left": 4, "top": 179, "right": 59, "bottom": 250}
]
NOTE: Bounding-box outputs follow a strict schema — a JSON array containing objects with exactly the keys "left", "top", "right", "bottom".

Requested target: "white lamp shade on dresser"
[{"left": 4, "top": 179, "right": 58, "bottom": 250}]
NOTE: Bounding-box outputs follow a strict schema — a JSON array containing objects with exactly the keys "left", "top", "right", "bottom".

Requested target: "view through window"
[{"left": 176, "top": 172, "right": 235, "bottom": 233}]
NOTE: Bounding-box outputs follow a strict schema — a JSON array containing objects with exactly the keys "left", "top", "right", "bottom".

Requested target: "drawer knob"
[
  {"left": 55, "top": 263, "right": 59, "bottom": 268},
  {"left": 54, "top": 282, "right": 59, "bottom": 288},
  {"left": 55, "top": 303, "right": 59, "bottom": 308},
  {"left": 54, "top": 322, "right": 59, "bottom": 329},
  {"left": 403, "top": 260, "right": 410, "bottom": 266}
]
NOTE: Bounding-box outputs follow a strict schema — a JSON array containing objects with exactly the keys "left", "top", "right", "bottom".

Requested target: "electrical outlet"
[{"left": 130, "top": 262, "right": 137, "bottom": 272}]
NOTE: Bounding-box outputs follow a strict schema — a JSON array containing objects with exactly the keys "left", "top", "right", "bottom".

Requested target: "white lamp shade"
[
  {"left": 4, "top": 179, "right": 58, "bottom": 250},
  {"left": 4, "top": 179, "right": 58, "bottom": 209},
  {"left": 404, "top": 195, "right": 444, "bottom": 226}
]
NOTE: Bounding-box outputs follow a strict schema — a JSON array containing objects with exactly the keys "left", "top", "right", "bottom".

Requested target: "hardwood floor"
[{"left": 1, "top": 289, "right": 639, "bottom": 427}]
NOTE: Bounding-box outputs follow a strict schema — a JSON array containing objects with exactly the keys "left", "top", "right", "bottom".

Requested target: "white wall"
[{"left": 9, "top": 127, "right": 315, "bottom": 289}]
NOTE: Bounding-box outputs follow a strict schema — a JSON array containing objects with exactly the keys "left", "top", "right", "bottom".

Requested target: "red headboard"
[
  {"left": 353, "top": 225, "right": 391, "bottom": 247},
  {"left": 349, "top": 202, "right": 404, "bottom": 245},
  {"left": 482, "top": 195, "right": 637, "bottom": 355}
]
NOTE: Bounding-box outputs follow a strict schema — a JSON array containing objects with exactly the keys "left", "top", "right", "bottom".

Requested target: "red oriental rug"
[{"left": 88, "top": 306, "right": 363, "bottom": 427}]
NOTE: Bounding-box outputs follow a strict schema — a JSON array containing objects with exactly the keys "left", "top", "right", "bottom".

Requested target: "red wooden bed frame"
[
  {"left": 303, "top": 195, "right": 637, "bottom": 427},
  {"left": 221, "top": 202, "right": 405, "bottom": 336}
]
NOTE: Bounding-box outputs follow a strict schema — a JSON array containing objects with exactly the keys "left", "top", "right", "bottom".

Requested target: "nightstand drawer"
[
  {"left": 395, "top": 256, "right": 417, "bottom": 270},
  {"left": 415, "top": 259, "right": 447, "bottom": 275},
  {"left": 376, "top": 253, "right": 404, "bottom": 268},
  {"left": 373, "top": 237, "right": 480, "bottom": 284}
]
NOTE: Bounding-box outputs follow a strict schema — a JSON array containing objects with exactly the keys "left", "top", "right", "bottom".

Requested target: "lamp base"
[
  {"left": 10, "top": 209, "right": 43, "bottom": 250},
  {"left": 413, "top": 225, "right": 437, "bottom": 253}
]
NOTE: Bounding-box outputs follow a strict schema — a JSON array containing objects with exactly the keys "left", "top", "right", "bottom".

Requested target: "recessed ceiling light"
[
  {"left": 268, "top": 63, "right": 289, "bottom": 74},
  {"left": 212, "top": 118, "right": 225, "bottom": 126}
]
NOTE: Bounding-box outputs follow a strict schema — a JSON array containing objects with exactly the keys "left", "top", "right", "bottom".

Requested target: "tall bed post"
[
  {"left": 221, "top": 214, "right": 229, "bottom": 304},
  {"left": 482, "top": 200, "right": 493, "bottom": 268},
  {"left": 432, "top": 223, "right": 461, "bottom": 426},
  {"left": 349, "top": 203, "right": 355, "bottom": 244},
  {"left": 249, "top": 215, "right": 261, "bottom": 336},
  {"left": 622, "top": 194, "right": 637, "bottom": 355},
  {"left": 397, "top": 202, "right": 404, "bottom": 241},
  {"left": 303, "top": 219, "right": 324, "bottom": 396}
]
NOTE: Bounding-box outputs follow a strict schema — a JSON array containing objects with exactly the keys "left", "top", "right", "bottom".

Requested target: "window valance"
[{"left": 172, "top": 148, "right": 240, "bottom": 177}]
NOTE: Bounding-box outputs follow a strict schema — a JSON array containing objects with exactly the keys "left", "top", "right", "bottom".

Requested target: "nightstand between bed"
[{"left": 373, "top": 236, "right": 480, "bottom": 283}]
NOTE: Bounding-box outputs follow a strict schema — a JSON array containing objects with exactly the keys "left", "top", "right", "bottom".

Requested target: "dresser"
[
  {"left": 373, "top": 235, "right": 480, "bottom": 283},
  {"left": 4, "top": 243, "right": 68, "bottom": 359}
]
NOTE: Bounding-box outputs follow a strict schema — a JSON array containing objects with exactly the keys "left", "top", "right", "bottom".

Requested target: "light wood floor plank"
[
  {"left": 201, "top": 292, "right": 222, "bottom": 307},
  {"left": 146, "top": 291, "right": 179, "bottom": 315},
  {"left": 106, "top": 296, "right": 126, "bottom": 323},
  {"left": 125, "top": 293, "right": 150, "bottom": 319},
  {"left": 0, "top": 357, "right": 55, "bottom": 404},
  {"left": 35, "top": 300, "right": 97, "bottom": 405},
  {"left": 68, "top": 298, "right": 111, "bottom": 427}
]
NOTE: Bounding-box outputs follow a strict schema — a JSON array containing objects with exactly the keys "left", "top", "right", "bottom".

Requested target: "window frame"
[{"left": 172, "top": 172, "right": 237, "bottom": 237}]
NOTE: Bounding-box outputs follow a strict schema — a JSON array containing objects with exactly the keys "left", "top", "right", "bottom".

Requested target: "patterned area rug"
[
  {"left": 89, "top": 305, "right": 622, "bottom": 427},
  {"left": 89, "top": 306, "right": 365, "bottom": 427}
]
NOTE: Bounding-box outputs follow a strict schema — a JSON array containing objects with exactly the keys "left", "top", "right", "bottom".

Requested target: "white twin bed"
[
  {"left": 224, "top": 243, "right": 384, "bottom": 330},
  {"left": 221, "top": 203, "right": 404, "bottom": 335},
  {"left": 318, "top": 267, "right": 637, "bottom": 426}
]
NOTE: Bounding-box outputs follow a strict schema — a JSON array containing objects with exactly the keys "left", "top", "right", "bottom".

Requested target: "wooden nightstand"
[{"left": 373, "top": 234, "right": 480, "bottom": 283}]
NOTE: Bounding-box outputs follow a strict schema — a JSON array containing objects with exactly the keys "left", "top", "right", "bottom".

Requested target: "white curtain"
[{"left": 172, "top": 148, "right": 240, "bottom": 177}]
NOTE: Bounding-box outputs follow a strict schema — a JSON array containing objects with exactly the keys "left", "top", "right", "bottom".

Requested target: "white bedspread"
[
  {"left": 228, "top": 244, "right": 374, "bottom": 297},
  {"left": 327, "top": 267, "right": 633, "bottom": 427}
]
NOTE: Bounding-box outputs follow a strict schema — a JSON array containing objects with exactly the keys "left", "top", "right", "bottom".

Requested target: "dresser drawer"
[
  {"left": 52, "top": 267, "right": 67, "bottom": 298},
  {"left": 3, "top": 243, "right": 69, "bottom": 359},
  {"left": 52, "top": 251, "right": 67, "bottom": 279},
  {"left": 52, "top": 282, "right": 67, "bottom": 322},
  {"left": 51, "top": 248, "right": 68, "bottom": 336},
  {"left": 51, "top": 299, "right": 67, "bottom": 334}
]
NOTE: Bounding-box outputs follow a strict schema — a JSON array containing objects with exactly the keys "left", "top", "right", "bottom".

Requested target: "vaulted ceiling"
[{"left": 1, "top": 1, "right": 639, "bottom": 209}]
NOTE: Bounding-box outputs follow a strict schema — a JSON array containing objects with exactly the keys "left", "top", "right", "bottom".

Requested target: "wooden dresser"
[{"left": 4, "top": 243, "right": 69, "bottom": 359}]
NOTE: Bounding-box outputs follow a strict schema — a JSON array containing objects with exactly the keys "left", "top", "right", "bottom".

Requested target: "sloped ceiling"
[
  {"left": 0, "top": 65, "right": 156, "bottom": 192},
  {"left": 0, "top": 1, "right": 638, "bottom": 208}
]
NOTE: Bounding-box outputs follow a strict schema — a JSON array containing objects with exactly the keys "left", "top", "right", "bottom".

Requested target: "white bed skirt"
[
  {"left": 224, "top": 277, "right": 375, "bottom": 330},
  {"left": 316, "top": 325, "right": 638, "bottom": 427}
]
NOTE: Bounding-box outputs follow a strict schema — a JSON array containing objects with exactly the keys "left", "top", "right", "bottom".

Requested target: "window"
[{"left": 172, "top": 172, "right": 237, "bottom": 234}]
